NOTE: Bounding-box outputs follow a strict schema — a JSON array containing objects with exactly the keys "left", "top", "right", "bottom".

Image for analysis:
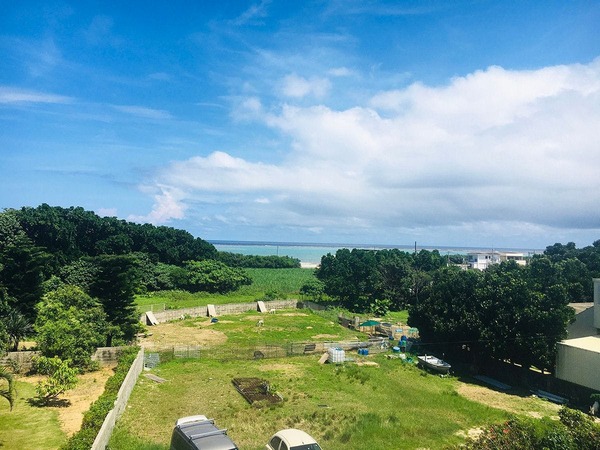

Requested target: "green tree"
[
  {"left": 0, "top": 365, "right": 15, "bottom": 411},
  {"left": 409, "top": 266, "right": 483, "bottom": 360},
  {"left": 409, "top": 261, "right": 574, "bottom": 372},
  {"left": 88, "top": 255, "right": 141, "bottom": 346},
  {"left": 2, "top": 308, "right": 32, "bottom": 351},
  {"left": 0, "top": 233, "right": 50, "bottom": 320},
  {"left": 300, "top": 278, "right": 325, "bottom": 301},
  {"left": 59, "top": 258, "right": 99, "bottom": 292},
  {"left": 179, "top": 260, "right": 252, "bottom": 293},
  {"left": 35, "top": 286, "right": 108, "bottom": 370},
  {"left": 33, "top": 356, "right": 78, "bottom": 404},
  {"left": 316, "top": 249, "right": 381, "bottom": 311}
]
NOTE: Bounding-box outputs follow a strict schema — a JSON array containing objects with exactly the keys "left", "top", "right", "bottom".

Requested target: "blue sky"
[{"left": 1, "top": 1, "right": 599, "bottom": 249}]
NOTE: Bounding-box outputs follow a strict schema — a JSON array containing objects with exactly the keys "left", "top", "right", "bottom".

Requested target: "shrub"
[
  {"left": 33, "top": 356, "right": 78, "bottom": 404},
  {"left": 61, "top": 347, "right": 139, "bottom": 450}
]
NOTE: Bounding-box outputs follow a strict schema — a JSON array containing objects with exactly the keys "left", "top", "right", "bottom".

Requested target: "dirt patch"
[
  {"left": 258, "top": 363, "right": 304, "bottom": 377},
  {"left": 58, "top": 367, "right": 116, "bottom": 436},
  {"left": 20, "top": 365, "right": 116, "bottom": 436},
  {"left": 355, "top": 361, "right": 380, "bottom": 367},
  {"left": 138, "top": 322, "right": 228, "bottom": 348},
  {"left": 457, "top": 382, "right": 561, "bottom": 417},
  {"left": 311, "top": 334, "right": 339, "bottom": 339}
]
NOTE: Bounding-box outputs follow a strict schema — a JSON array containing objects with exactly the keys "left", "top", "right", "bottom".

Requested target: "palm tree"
[
  {"left": 3, "top": 308, "right": 32, "bottom": 352},
  {"left": 0, "top": 365, "right": 15, "bottom": 411}
]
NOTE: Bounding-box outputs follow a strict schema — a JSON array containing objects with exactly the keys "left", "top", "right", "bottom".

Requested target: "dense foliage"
[
  {"left": 217, "top": 251, "right": 301, "bottom": 268},
  {"left": 541, "top": 240, "right": 600, "bottom": 301},
  {"left": 12, "top": 204, "right": 217, "bottom": 266},
  {"left": 457, "top": 407, "right": 600, "bottom": 450},
  {"left": 32, "top": 356, "right": 79, "bottom": 404},
  {"left": 315, "top": 244, "right": 597, "bottom": 372},
  {"left": 409, "top": 262, "right": 575, "bottom": 372},
  {"left": 315, "top": 248, "right": 445, "bottom": 312},
  {"left": 35, "top": 286, "right": 108, "bottom": 370},
  {"left": 1, "top": 204, "right": 299, "bottom": 356}
]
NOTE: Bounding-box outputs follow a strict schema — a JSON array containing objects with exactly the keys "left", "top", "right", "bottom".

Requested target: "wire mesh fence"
[{"left": 142, "top": 336, "right": 392, "bottom": 365}]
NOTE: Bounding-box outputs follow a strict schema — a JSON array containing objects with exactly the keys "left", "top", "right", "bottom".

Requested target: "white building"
[
  {"left": 555, "top": 278, "right": 600, "bottom": 391},
  {"left": 466, "top": 251, "right": 527, "bottom": 270}
]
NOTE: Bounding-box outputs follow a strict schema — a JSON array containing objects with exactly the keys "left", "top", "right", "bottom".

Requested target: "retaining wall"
[
  {"left": 146, "top": 299, "right": 299, "bottom": 324},
  {"left": 91, "top": 348, "right": 145, "bottom": 450},
  {"left": 0, "top": 347, "right": 129, "bottom": 373},
  {"left": 0, "top": 350, "right": 37, "bottom": 372}
]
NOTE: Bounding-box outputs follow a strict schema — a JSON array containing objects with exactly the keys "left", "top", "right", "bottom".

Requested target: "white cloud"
[
  {"left": 112, "top": 104, "right": 172, "bottom": 120},
  {"left": 128, "top": 186, "right": 186, "bottom": 224},
  {"left": 328, "top": 67, "right": 353, "bottom": 77},
  {"left": 97, "top": 208, "right": 117, "bottom": 217},
  {"left": 281, "top": 74, "right": 331, "bottom": 99},
  {"left": 231, "top": 0, "right": 272, "bottom": 26},
  {"left": 0, "top": 86, "right": 72, "bottom": 104},
  {"left": 135, "top": 59, "right": 600, "bottom": 244}
]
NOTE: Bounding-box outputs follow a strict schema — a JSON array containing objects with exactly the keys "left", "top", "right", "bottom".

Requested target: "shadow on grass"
[{"left": 27, "top": 397, "right": 71, "bottom": 408}]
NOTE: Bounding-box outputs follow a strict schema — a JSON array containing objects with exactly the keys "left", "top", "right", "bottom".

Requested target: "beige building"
[{"left": 555, "top": 278, "right": 600, "bottom": 391}]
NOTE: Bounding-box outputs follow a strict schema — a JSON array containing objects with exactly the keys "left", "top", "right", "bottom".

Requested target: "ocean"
[{"left": 210, "top": 240, "right": 543, "bottom": 266}]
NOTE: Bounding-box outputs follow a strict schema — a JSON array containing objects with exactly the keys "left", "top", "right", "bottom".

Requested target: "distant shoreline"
[{"left": 212, "top": 241, "right": 543, "bottom": 267}]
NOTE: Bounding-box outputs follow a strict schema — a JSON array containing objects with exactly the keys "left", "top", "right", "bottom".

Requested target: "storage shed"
[{"left": 555, "top": 336, "right": 600, "bottom": 391}]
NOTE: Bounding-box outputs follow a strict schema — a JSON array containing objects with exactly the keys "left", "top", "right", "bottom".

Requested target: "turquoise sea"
[{"left": 211, "top": 240, "right": 543, "bottom": 266}]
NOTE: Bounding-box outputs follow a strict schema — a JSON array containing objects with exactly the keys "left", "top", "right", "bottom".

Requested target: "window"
[{"left": 269, "top": 436, "right": 283, "bottom": 450}]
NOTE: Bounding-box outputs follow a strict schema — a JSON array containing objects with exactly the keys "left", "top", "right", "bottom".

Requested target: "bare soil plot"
[{"left": 138, "top": 320, "right": 228, "bottom": 348}]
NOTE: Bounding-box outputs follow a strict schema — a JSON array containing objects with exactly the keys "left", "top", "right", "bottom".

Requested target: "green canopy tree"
[
  {"left": 409, "top": 266, "right": 483, "bottom": 360},
  {"left": 35, "top": 286, "right": 108, "bottom": 370},
  {"left": 177, "top": 260, "right": 252, "bottom": 293}
]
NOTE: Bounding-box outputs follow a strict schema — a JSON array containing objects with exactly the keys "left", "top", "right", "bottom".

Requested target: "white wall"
[{"left": 594, "top": 278, "right": 600, "bottom": 330}]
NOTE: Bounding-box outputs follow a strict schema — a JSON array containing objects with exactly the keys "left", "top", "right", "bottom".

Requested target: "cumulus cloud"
[
  {"left": 128, "top": 186, "right": 187, "bottom": 224},
  {"left": 135, "top": 59, "right": 600, "bottom": 243}
]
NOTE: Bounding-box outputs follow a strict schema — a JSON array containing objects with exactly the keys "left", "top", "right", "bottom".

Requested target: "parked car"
[
  {"left": 170, "top": 415, "right": 239, "bottom": 450},
  {"left": 265, "top": 429, "right": 322, "bottom": 450}
]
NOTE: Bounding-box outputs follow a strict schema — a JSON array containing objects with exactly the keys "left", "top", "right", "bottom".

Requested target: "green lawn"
[
  {"left": 111, "top": 312, "right": 511, "bottom": 450},
  {"left": 0, "top": 380, "right": 67, "bottom": 450},
  {"left": 136, "top": 268, "right": 319, "bottom": 312},
  {"left": 110, "top": 356, "right": 508, "bottom": 450}
]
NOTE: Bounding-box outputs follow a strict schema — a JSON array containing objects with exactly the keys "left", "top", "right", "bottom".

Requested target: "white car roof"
[{"left": 274, "top": 429, "right": 318, "bottom": 446}]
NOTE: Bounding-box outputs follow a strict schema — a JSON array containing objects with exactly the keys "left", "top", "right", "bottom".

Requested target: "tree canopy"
[{"left": 35, "top": 286, "right": 108, "bottom": 370}]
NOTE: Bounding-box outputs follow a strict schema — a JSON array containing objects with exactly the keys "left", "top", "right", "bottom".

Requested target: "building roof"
[{"left": 559, "top": 336, "right": 600, "bottom": 352}]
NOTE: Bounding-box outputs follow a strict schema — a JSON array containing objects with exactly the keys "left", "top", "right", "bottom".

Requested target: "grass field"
[
  {"left": 136, "top": 268, "right": 318, "bottom": 311},
  {"left": 0, "top": 381, "right": 67, "bottom": 449},
  {"left": 111, "top": 356, "right": 508, "bottom": 450},
  {"left": 111, "top": 310, "right": 559, "bottom": 450}
]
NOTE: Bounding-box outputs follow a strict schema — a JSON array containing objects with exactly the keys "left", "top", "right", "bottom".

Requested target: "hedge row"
[{"left": 61, "top": 347, "right": 140, "bottom": 450}]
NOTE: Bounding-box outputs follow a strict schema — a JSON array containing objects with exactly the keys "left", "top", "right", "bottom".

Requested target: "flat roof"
[{"left": 559, "top": 336, "right": 600, "bottom": 352}]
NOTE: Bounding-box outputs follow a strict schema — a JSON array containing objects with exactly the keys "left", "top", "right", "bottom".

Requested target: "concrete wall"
[
  {"left": 148, "top": 299, "right": 299, "bottom": 324},
  {"left": 555, "top": 340, "right": 600, "bottom": 391},
  {"left": 594, "top": 278, "right": 600, "bottom": 330},
  {"left": 1, "top": 347, "right": 129, "bottom": 373},
  {"left": 0, "top": 350, "right": 37, "bottom": 372},
  {"left": 91, "top": 348, "right": 145, "bottom": 450}
]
